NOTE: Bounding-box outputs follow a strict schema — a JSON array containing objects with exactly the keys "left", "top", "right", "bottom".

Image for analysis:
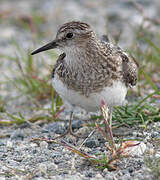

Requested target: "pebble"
[
  {"left": 84, "top": 139, "right": 99, "bottom": 148},
  {"left": 47, "top": 162, "right": 58, "bottom": 170},
  {"left": 6, "top": 140, "right": 13, "bottom": 148},
  {"left": 126, "top": 141, "right": 147, "bottom": 156},
  {"left": 10, "top": 130, "right": 24, "bottom": 140},
  {"left": 128, "top": 167, "right": 134, "bottom": 174},
  {"left": 151, "top": 131, "right": 159, "bottom": 138},
  {"left": 40, "top": 141, "right": 48, "bottom": 149},
  {"left": 39, "top": 163, "right": 47, "bottom": 174},
  {"left": 155, "top": 152, "right": 160, "bottom": 158},
  {"left": 72, "top": 120, "right": 83, "bottom": 129},
  {"left": 45, "top": 122, "right": 65, "bottom": 134},
  {"left": 95, "top": 173, "right": 104, "bottom": 179},
  {"left": 86, "top": 171, "right": 93, "bottom": 177},
  {"left": 103, "top": 168, "right": 108, "bottom": 174},
  {"left": 148, "top": 148, "right": 154, "bottom": 155}
]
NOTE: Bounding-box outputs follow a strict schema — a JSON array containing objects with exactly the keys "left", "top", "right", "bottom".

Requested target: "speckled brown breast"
[{"left": 52, "top": 42, "right": 138, "bottom": 97}]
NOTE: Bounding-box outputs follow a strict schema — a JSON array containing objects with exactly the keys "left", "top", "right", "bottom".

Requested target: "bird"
[{"left": 31, "top": 21, "right": 138, "bottom": 139}]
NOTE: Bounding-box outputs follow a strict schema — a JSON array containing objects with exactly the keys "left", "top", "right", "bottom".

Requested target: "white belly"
[{"left": 52, "top": 74, "right": 127, "bottom": 112}]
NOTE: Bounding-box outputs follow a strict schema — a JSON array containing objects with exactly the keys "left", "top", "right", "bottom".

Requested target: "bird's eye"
[{"left": 66, "top": 32, "right": 73, "bottom": 39}]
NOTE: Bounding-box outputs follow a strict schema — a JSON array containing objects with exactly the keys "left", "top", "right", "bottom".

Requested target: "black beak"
[{"left": 31, "top": 40, "right": 58, "bottom": 55}]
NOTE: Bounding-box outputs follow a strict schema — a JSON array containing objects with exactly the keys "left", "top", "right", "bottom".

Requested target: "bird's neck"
[{"left": 64, "top": 38, "right": 102, "bottom": 68}]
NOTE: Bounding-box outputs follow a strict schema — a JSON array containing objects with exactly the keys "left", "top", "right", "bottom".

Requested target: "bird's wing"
[
  {"left": 52, "top": 53, "right": 66, "bottom": 78},
  {"left": 121, "top": 53, "right": 139, "bottom": 87},
  {"left": 101, "top": 35, "right": 138, "bottom": 87}
]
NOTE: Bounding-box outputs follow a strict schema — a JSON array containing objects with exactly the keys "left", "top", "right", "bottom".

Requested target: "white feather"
[{"left": 52, "top": 74, "right": 127, "bottom": 112}]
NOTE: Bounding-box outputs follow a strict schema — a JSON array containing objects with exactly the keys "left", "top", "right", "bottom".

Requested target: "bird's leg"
[
  {"left": 68, "top": 111, "right": 88, "bottom": 138},
  {"left": 53, "top": 111, "right": 86, "bottom": 140},
  {"left": 68, "top": 111, "right": 74, "bottom": 135}
]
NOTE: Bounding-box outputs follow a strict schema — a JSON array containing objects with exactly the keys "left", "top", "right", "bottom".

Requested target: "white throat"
[{"left": 62, "top": 46, "right": 86, "bottom": 66}]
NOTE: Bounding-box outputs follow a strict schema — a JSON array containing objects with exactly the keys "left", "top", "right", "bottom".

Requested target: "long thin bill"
[{"left": 31, "top": 40, "right": 57, "bottom": 55}]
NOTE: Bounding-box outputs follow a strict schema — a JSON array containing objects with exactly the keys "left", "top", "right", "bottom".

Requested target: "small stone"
[
  {"left": 155, "top": 152, "right": 160, "bottom": 158},
  {"left": 103, "top": 174, "right": 115, "bottom": 180},
  {"left": 123, "top": 141, "right": 146, "bottom": 156},
  {"left": 128, "top": 167, "right": 134, "bottom": 173},
  {"left": 151, "top": 132, "right": 159, "bottom": 138},
  {"left": 103, "top": 168, "right": 108, "bottom": 174},
  {"left": 45, "top": 122, "right": 65, "bottom": 134},
  {"left": 10, "top": 130, "right": 24, "bottom": 140},
  {"left": 77, "top": 126, "right": 90, "bottom": 135},
  {"left": 121, "top": 170, "right": 128, "bottom": 175},
  {"left": 51, "top": 152, "right": 61, "bottom": 158},
  {"left": 6, "top": 140, "right": 13, "bottom": 148},
  {"left": 146, "top": 142, "right": 154, "bottom": 149},
  {"left": 95, "top": 173, "right": 103, "bottom": 178},
  {"left": 40, "top": 141, "right": 48, "bottom": 149},
  {"left": 84, "top": 139, "right": 99, "bottom": 148},
  {"left": 19, "top": 123, "right": 31, "bottom": 128},
  {"left": 121, "top": 174, "right": 131, "bottom": 180},
  {"left": 32, "top": 149, "right": 38, "bottom": 154},
  {"left": 148, "top": 148, "right": 154, "bottom": 155},
  {"left": 39, "top": 163, "right": 47, "bottom": 174},
  {"left": 0, "top": 142, "right": 5, "bottom": 146},
  {"left": 132, "top": 131, "right": 138, "bottom": 137},
  {"left": 85, "top": 171, "right": 93, "bottom": 177},
  {"left": 72, "top": 120, "right": 83, "bottom": 129},
  {"left": 47, "top": 162, "right": 58, "bottom": 170},
  {"left": 30, "top": 142, "right": 38, "bottom": 148},
  {"left": 54, "top": 159, "right": 62, "bottom": 165},
  {"left": 13, "top": 156, "right": 23, "bottom": 162}
]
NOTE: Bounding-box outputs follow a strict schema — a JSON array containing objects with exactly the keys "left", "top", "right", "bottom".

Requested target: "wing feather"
[
  {"left": 52, "top": 53, "right": 66, "bottom": 78},
  {"left": 121, "top": 53, "right": 138, "bottom": 87}
]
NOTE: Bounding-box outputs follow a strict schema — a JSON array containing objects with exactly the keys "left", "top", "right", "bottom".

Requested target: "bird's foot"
[{"left": 53, "top": 127, "right": 87, "bottom": 140}]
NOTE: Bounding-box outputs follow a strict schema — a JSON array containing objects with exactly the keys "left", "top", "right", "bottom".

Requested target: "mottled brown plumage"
[
  {"left": 51, "top": 22, "right": 138, "bottom": 97},
  {"left": 32, "top": 21, "right": 138, "bottom": 139}
]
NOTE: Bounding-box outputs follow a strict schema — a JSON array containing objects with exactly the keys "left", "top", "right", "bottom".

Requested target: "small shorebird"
[{"left": 32, "top": 21, "right": 138, "bottom": 139}]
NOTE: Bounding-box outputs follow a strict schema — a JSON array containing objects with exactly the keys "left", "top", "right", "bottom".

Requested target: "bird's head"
[{"left": 31, "top": 21, "right": 95, "bottom": 55}]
